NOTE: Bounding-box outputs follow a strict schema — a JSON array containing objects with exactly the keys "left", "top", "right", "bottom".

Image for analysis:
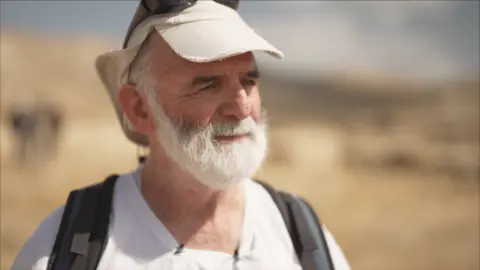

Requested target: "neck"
[{"left": 139, "top": 152, "right": 245, "bottom": 251}]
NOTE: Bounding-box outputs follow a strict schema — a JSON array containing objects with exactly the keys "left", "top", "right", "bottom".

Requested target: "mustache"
[{"left": 174, "top": 109, "right": 268, "bottom": 138}]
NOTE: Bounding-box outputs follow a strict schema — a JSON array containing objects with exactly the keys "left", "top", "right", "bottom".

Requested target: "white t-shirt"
[{"left": 11, "top": 168, "right": 351, "bottom": 270}]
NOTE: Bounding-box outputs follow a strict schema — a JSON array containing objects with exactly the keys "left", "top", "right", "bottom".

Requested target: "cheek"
[
  {"left": 190, "top": 108, "right": 216, "bottom": 127},
  {"left": 164, "top": 98, "right": 218, "bottom": 126},
  {"left": 250, "top": 90, "right": 262, "bottom": 121}
]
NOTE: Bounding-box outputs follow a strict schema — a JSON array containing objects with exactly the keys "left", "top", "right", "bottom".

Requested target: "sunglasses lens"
[
  {"left": 124, "top": 0, "right": 238, "bottom": 48},
  {"left": 152, "top": 0, "right": 196, "bottom": 14},
  {"left": 217, "top": 0, "right": 239, "bottom": 10}
]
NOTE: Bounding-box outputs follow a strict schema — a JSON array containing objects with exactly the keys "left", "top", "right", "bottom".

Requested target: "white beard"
[{"left": 149, "top": 99, "right": 268, "bottom": 190}]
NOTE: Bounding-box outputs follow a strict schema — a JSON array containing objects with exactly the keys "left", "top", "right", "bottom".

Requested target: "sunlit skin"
[{"left": 116, "top": 32, "right": 262, "bottom": 253}]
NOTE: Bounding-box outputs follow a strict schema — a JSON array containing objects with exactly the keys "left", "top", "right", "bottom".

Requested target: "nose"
[{"left": 219, "top": 87, "right": 251, "bottom": 121}]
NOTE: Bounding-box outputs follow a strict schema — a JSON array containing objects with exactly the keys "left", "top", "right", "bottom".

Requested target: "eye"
[
  {"left": 197, "top": 81, "right": 218, "bottom": 92},
  {"left": 241, "top": 78, "right": 256, "bottom": 87}
]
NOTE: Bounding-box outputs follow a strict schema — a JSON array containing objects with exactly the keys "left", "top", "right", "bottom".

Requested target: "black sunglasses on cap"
[{"left": 122, "top": 0, "right": 240, "bottom": 49}]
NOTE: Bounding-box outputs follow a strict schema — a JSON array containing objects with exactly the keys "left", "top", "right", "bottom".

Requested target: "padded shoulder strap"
[
  {"left": 288, "top": 195, "right": 335, "bottom": 270},
  {"left": 47, "top": 189, "right": 83, "bottom": 270},
  {"left": 47, "top": 175, "right": 118, "bottom": 270}
]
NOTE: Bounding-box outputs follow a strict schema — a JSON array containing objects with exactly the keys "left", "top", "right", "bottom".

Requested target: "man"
[{"left": 12, "top": 0, "right": 350, "bottom": 269}]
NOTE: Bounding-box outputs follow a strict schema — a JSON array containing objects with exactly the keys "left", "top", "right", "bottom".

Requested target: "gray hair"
[
  {"left": 121, "top": 32, "right": 160, "bottom": 130},
  {"left": 125, "top": 32, "right": 157, "bottom": 97}
]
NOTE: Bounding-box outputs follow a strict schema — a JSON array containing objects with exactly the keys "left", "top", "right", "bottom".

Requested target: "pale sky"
[{"left": 1, "top": 1, "right": 479, "bottom": 83}]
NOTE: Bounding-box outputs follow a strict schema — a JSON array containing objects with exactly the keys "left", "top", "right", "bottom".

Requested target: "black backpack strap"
[
  {"left": 255, "top": 180, "right": 334, "bottom": 270},
  {"left": 46, "top": 189, "right": 84, "bottom": 270},
  {"left": 47, "top": 175, "right": 119, "bottom": 270},
  {"left": 288, "top": 195, "right": 335, "bottom": 270}
]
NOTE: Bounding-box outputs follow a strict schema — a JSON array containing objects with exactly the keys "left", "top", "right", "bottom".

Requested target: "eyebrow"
[{"left": 246, "top": 67, "right": 261, "bottom": 78}]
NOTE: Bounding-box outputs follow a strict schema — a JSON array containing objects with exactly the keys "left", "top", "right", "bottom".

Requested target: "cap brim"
[{"left": 157, "top": 19, "right": 283, "bottom": 63}]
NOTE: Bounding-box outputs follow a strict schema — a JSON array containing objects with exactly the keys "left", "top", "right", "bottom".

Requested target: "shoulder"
[
  {"left": 246, "top": 179, "right": 351, "bottom": 270},
  {"left": 11, "top": 205, "right": 65, "bottom": 270},
  {"left": 243, "top": 179, "right": 289, "bottom": 225},
  {"left": 11, "top": 173, "right": 130, "bottom": 270}
]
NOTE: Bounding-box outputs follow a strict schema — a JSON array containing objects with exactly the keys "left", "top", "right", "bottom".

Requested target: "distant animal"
[{"left": 6, "top": 103, "right": 64, "bottom": 167}]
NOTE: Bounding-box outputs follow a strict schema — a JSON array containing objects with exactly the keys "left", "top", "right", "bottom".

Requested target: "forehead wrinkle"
[
  {"left": 148, "top": 52, "right": 192, "bottom": 96},
  {"left": 147, "top": 32, "right": 193, "bottom": 81},
  {"left": 147, "top": 35, "right": 257, "bottom": 91}
]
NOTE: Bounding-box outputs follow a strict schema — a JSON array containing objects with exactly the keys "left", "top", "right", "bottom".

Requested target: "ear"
[{"left": 117, "top": 84, "right": 155, "bottom": 135}]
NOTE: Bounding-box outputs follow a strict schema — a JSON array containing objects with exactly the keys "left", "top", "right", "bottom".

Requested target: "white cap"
[{"left": 95, "top": 0, "right": 284, "bottom": 146}]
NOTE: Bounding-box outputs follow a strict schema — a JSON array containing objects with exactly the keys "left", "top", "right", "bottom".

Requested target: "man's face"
[
  {"left": 155, "top": 51, "right": 263, "bottom": 134},
  {"left": 141, "top": 37, "right": 268, "bottom": 189}
]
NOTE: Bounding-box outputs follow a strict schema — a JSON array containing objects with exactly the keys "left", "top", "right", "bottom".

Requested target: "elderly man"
[{"left": 12, "top": 1, "right": 350, "bottom": 269}]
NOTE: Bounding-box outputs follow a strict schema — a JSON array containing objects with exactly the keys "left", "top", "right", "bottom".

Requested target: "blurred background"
[{"left": 0, "top": 1, "right": 479, "bottom": 269}]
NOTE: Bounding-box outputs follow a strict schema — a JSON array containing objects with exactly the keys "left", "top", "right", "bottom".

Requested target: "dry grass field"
[{"left": 1, "top": 32, "right": 479, "bottom": 270}]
